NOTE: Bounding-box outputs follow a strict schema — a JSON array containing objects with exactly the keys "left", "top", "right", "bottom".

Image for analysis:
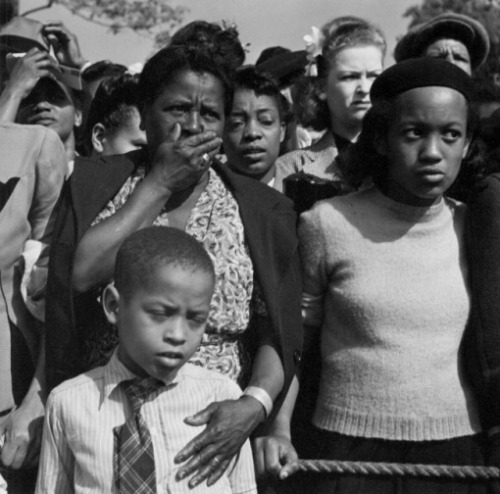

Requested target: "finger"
[
  {"left": 176, "top": 444, "right": 219, "bottom": 479},
  {"left": 206, "top": 459, "right": 231, "bottom": 486},
  {"left": 279, "top": 451, "right": 300, "bottom": 480},
  {"left": 183, "top": 131, "right": 221, "bottom": 148},
  {"left": 263, "top": 444, "right": 283, "bottom": 476},
  {"left": 188, "top": 455, "right": 228, "bottom": 488},
  {"left": 10, "top": 440, "right": 28, "bottom": 469},
  {"left": 253, "top": 442, "right": 266, "bottom": 477},
  {"left": 182, "top": 402, "right": 218, "bottom": 426},
  {"left": 174, "top": 430, "right": 211, "bottom": 464},
  {"left": 23, "top": 423, "right": 43, "bottom": 468},
  {"left": 1, "top": 438, "right": 18, "bottom": 467},
  {"left": 168, "top": 122, "right": 182, "bottom": 142},
  {"left": 194, "top": 141, "right": 222, "bottom": 161}
]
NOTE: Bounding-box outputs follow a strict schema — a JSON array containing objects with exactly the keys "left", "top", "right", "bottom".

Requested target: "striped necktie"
[{"left": 114, "top": 377, "right": 164, "bottom": 494}]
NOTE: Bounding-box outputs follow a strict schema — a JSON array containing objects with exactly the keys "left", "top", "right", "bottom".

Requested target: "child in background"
[
  {"left": 36, "top": 226, "right": 257, "bottom": 494},
  {"left": 85, "top": 72, "right": 146, "bottom": 157}
]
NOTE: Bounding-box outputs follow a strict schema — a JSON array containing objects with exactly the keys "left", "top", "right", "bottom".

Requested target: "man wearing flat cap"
[{"left": 394, "top": 12, "right": 490, "bottom": 75}]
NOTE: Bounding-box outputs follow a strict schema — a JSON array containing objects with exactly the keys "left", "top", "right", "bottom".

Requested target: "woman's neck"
[{"left": 330, "top": 120, "right": 360, "bottom": 143}]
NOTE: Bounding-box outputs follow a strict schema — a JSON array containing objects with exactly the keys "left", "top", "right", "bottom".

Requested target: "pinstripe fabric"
[{"left": 36, "top": 351, "right": 257, "bottom": 494}]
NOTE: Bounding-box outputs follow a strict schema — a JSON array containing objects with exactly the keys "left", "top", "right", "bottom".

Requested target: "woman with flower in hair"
[{"left": 273, "top": 16, "right": 386, "bottom": 193}]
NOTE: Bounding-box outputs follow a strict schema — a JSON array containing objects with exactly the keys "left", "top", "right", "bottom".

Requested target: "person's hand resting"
[
  {"left": 0, "top": 392, "right": 45, "bottom": 470},
  {"left": 174, "top": 396, "right": 265, "bottom": 488},
  {"left": 253, "top": 433, "right": 299, "bottom": 481}
]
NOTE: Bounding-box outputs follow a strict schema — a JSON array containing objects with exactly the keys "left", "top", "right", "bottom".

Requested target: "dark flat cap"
[
  {"left": 371, "top": 57, "right": 474, "bottom": 102},
  {"left": 394, "top": 13, "right": 490, "bottom": 71},
  {"left": 0, "top": 16, "right": 49, "bottom": 53}
]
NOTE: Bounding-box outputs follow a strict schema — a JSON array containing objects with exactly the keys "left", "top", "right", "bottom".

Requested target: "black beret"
[
  {"left": 371, "top": 58, "right": 474, "bottom": 102},
  {"left": 394, "top": 13, "right": 490, "bottom": 71}
]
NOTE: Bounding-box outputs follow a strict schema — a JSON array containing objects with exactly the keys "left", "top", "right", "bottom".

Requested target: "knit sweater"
[{"left": 299, "top": 185, "right": 482, "bottom": 442}]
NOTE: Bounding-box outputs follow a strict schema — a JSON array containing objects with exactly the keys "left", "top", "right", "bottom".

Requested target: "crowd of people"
[{"left": 1, "top": 3, "right": 500, "bottom": 494}]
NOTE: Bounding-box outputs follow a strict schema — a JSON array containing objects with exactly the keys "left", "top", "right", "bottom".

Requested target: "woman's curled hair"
[{"left": 296, "top": 16, "right": 386, "bottom": 131}]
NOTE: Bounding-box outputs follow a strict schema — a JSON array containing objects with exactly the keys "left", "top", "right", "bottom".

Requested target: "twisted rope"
[{"left": 297, "top": 460, "right": 500, "bottom": 480}]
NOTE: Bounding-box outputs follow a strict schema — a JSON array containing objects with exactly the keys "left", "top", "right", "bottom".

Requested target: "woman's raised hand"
[{"left": 148, "top": 123, "right": 222, "bottom": 194}]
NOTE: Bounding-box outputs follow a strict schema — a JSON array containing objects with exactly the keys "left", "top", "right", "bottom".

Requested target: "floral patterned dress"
[{"left": 92, "top": 167, "right": 268, "bottom": 385}]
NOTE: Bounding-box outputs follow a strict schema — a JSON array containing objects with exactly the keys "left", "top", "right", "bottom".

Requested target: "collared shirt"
[{"left": 36, "top": 351, "right": 257, "bottom": 494}]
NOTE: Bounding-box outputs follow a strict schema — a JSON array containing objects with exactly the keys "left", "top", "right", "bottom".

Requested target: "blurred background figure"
[
  {"left": 394, "top": 12, "right": 490, "bottom": 75},
  {"left": 85, "top": 72, "right": 146, "bottom": 158},
  {"left": 255, "top": 46, "right": 309, "bottom": 152}
]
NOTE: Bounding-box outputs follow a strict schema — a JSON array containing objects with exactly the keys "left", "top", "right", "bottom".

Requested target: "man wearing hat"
[{"left": 394, "top": 12, "right": 490, "bottom": 75}]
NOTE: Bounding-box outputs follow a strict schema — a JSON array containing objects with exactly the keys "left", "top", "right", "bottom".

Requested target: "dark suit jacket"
[
  {"left": 45, "top": 150, "right": 303, "bottom": 430},
  {"left": 465, "top": 173, "right": 500, "bottom": 429}
]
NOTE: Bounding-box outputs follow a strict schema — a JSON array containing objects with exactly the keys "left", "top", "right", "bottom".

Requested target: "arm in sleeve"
[{"left": 35, "top": 392, "right": 75, "bottom": 494}]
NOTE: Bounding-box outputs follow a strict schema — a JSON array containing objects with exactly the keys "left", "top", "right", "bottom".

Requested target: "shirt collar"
[{"left": 102, "top": 349, "right": 185, "bottom": 401}]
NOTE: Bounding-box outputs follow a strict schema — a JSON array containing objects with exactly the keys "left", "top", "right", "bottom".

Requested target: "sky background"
[{"left": 20, "top": 0, "right": 419, "bottom": 67}]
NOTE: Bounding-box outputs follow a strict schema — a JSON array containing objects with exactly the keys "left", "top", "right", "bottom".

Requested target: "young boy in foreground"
[{"left": 35, "top": 226, "right": 257, "bottom": 494}]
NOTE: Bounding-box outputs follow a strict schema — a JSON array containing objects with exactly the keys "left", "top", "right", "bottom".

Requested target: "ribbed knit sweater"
[{"left": 299, "top": 186, "right": 482, "bottom": 441}]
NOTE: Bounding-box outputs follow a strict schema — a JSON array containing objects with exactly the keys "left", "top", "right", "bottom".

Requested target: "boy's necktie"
[{"left": 114, "top": 377, "right": 164, "bottom": 494}]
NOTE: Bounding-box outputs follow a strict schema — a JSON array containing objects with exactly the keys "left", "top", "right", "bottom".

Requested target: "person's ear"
[
  {"left": 462, "top": 136, "right": 471, "bottom": 159},
  {"left": 102, "top": 283, "right": 120, "bottom": 325},
  {"left": 279, "top": 122, "right": 286, "bottom": 144},
  {"left": 74, "top": 108, "right": 83, "bottom": 128},
  {"left": 91, "top": 123, "right": 106, "bottom": 154}
]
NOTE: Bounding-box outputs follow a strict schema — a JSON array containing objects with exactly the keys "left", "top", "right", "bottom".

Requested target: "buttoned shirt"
[{"left": 36, "top": 351, "right": 257, "bottom": 494}]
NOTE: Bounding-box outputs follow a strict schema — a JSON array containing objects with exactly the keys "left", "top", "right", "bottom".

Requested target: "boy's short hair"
[
  {"left": 85, "top": 73, "right": 141, "bottom": 153},
  {"left": 114, "top": 227, "right": 215, "bottom": 300}
]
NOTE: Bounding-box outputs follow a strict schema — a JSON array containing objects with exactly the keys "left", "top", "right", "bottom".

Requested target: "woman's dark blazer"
[
  {"left": 45, "top": 149, "right": 303, "bottom": 431},
  {"left": 465, "top": 173, "right": 500, "bottom": 429}
]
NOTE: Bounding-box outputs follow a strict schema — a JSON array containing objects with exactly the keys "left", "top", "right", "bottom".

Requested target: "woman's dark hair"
[
  {"left": 296, "top": 16, "right": 386, "bottom": 131},
  {"left": 85, "top": 73, "right": 141, "bottom": 154},
  {"left": 234, "top": 65, "right": 292, "bottom": 125},
  {"left": 138, "top": 42, "right": 235, "bottom": 114},
  {"left": 338, "top": 93, "right": 486, "bottom": 199},
  {"left": 170, "top": 20, "right": 245, "bottom": 70}
]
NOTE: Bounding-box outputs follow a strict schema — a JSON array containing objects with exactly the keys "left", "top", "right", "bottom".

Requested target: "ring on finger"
[{"left": 201, "top": 153, "right": 211, "bottom": 166}]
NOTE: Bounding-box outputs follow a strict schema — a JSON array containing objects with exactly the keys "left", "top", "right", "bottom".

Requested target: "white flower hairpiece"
[
  {"left": 126, "top": 62, "right": 143, "bottom": 75},
  {"left": 303, "top": 26, "right": 324, "bottom": 77}
]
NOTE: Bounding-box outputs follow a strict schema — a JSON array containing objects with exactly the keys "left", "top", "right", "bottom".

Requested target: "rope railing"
[{"left": 297, "top": 459, "right": 500, "bottom": 480}]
